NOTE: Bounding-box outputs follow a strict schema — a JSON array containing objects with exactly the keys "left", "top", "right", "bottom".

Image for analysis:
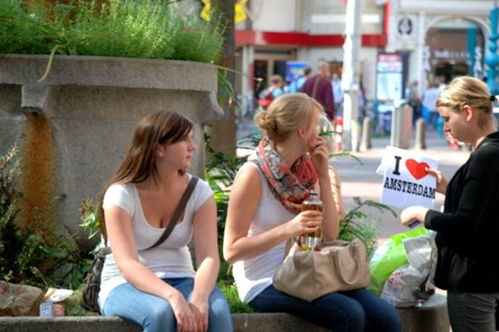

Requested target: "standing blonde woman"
[
  {"left": 98, "top": 111, "right": 232, "bottom": 332},
  {"left": 400, "top": 76, "right": 499, "bottom": 332},
  {"left": 224, "top": 93, "right": 401, "bottom": 331}
]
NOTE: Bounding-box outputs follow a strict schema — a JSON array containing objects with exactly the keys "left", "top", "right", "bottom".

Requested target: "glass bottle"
[{"left": 298, "top": 191, "right": 323, "bottom": 251}]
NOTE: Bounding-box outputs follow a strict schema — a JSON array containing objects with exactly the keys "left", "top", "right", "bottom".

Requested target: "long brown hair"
[{"left": 98, "top": 111, "right": 193, "bottom": 236}]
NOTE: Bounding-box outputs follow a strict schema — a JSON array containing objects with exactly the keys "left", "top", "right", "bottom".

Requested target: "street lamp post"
[
  {"left": 486, "top": 0, "right": 499, "bottom": 95},
  {"left": 342, "top": 0, "right": 362, "bottom": 151}
]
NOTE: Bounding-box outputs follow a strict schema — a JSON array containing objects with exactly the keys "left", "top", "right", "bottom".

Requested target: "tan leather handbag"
[{"left": 273, "top": 239, "right": 371, "bottom": 302}]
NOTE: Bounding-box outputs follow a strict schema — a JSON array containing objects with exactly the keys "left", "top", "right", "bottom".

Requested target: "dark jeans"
[
  {"left": 249, "top": 285, "right": 401, "bottom": 332},
  {"left": 447, "top": 290, "right": 499, "bottom": 332}
]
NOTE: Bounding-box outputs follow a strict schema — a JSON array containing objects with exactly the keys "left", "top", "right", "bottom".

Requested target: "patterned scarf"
[{"left": 252, "top": 136, "right": 317, "bottom": 214}]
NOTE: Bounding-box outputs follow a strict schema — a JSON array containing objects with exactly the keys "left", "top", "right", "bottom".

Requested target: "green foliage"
[
  {"left": 339, "top": 197, "right": 397, "bottom": 257},
  {"left": 0, "top": 0, "right": 52, "bottom": 54},
  {"left": 0, "top": 0, "right": 223, "bottom": 63},
  {"left": 0, "top": 146, "right": 91, "bottom": 290},
  {"left": 65, "top": 287, "right": 97, "bottom": 316},
  {"left": 79, "top": 199, "right": 101, "bottom": 241},
  {"left": 330, "top": 151, "right": 364, "bottom": 165},
  {"left": 219, "top": 283, "right": 253, "bottom": 313}
]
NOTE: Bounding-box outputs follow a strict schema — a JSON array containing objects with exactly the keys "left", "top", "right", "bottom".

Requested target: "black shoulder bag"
[{"left": 82, "top": 176, "right": 199, "bottom": 313}]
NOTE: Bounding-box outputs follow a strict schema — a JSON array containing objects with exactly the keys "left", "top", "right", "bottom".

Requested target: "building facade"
[
  {"left": 232, "top": 0, "right": 493, "bottom": 111},
  {"left": 386, "top": 0, "right": 492, "bottom": 94}
]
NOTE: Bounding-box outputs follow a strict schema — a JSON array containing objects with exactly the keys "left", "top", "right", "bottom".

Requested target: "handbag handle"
[
  {"left": 329, "top": 241, "right": 362, "bottom": 285},
  {"left": 147, "top": 176, "right": 199, "bottom": 250}
]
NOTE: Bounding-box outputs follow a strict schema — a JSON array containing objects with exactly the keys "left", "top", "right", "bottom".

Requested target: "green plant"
[
  {"left": 219, "top": 283, "right": 253, "bottom": 313},
  {"left": 0, "top": 145, "right": 90, "bottom": 289},
  {"left": 0, "top": 0, "right": 224, "bottom": 63},
  {"left": 339, "top": 196, "right": 397, "bottom": 257},
  {"left": 79, "top": 198, "right": 101, "bottom": 242}
]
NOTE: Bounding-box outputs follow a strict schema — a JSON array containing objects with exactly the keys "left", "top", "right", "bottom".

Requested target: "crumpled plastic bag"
[
  {"left": 0, "top": 280, "right": 45, "bottom": 316},
  {"left": 368, "top": 227, "right": 428, "bottom": 295},
  {"left": 381, "top": 231, "right": 437, "bottom": 307}
]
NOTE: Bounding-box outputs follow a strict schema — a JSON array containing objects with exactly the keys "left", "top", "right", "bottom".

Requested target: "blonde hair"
[
  {"left": 255, "top": 93, "right": 323, "bottom": 143},
  {"left": 270, "top": 75, "right": 284, "bottom": 86},
  {"left": 436, "top": 76, "right": 493, "bottom": 128}
]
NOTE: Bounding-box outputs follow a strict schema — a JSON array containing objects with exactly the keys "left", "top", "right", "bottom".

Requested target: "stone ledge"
[
  {"left": 0, "top": 294, "right": 449, "bottom": 332},
  {"left": 0, "top": 313, "right": 325, "bottom": 332}
]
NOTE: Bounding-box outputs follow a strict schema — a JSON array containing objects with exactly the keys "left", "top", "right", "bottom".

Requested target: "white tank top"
[{"left": 232, "top": 162, "right": 296, "bottom": 303}]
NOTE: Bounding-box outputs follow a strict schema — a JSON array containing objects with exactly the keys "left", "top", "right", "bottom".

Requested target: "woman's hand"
[
  {"left": 166, "top": 290, "right": 198, "bottom": 332},
  {"left": 188, "top": 300, "right": 209, "bottom": 332},
  {"left": 285, "top": 210, "right": 322, "bottom": 237},
  {"left": 309, "top": 137, "right": 330, "bottom": 177},
  {"left": 400, "top": 206, "right": 428, "bottom": 227},
  {"left": 426, "top": 168, "right": 448, "bottom": 195}
]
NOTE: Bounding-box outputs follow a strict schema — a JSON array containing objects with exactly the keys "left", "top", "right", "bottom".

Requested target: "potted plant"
[{"left": 0, "top": 0, "right": 226, "bottom": 246}]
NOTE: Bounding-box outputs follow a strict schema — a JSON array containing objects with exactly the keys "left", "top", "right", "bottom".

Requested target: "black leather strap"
[{"left": 147, "top": 176, "right": 199, "bottom": 250}]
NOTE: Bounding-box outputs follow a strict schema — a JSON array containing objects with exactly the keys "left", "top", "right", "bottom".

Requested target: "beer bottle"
[{"left": 298, "top": 191, "right": 323, "bottom": 251}]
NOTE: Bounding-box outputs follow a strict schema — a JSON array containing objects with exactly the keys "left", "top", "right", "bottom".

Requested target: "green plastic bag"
[{"left": 368, "top": 227, "right": 428, "bottom": 295}]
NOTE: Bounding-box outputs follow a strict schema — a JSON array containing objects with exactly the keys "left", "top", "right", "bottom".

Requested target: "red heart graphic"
[{"left": 405, "top": 159, "right": 429, "bottom": 180}]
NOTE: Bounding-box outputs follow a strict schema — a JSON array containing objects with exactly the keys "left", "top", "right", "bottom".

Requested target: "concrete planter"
[{"left": 0, "top": 54, "right": 223, "bottom": 246}]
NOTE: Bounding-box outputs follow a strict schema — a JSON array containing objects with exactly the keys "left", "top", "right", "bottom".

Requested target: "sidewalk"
[{"left": 334, "top": 129, "right": 470, "bottom": 243}]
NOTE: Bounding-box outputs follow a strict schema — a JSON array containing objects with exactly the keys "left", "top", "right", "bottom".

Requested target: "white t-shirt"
[
  {"left": 232, "top": 163, "right": 296, "bottom": 303},
  {"left": 98, "top": 175, "right": 213, "bottom": 309}
]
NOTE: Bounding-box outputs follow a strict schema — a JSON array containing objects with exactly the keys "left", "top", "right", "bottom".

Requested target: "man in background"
[{"left": 300, "top": 61, "right": 335, "bottom": 120}]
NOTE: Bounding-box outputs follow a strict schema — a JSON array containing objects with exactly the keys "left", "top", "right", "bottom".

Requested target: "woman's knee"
[
  {"left": 208, "top": 287, "right": 233, "bottom": 330},
  {"left": 319, "top": 294, "right": 366, "bottom": 331},
  {"left": 342, "top": 300, "right": 366, "bottom": 330},
  {"left": 142, "top": 299, "right": 176, "bottom": 332}
]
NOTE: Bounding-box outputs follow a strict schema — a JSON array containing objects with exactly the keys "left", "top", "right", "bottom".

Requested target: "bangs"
[{"left": 158, "top": 115, "right": 192, "bottom": 144}]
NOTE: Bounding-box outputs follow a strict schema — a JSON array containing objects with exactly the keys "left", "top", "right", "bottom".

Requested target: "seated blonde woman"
[{"left": 224, "top": 93, "right": 401, "bottom": 332}]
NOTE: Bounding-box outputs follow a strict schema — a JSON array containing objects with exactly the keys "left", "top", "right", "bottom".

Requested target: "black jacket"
[{"left": 425, "top": 131, "right": 499, "bottom": 292}]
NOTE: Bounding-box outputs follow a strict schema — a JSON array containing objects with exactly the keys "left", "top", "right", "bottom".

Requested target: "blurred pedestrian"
[
  {"left": 301, "top": 61, "right": 335, "bottom": 120},
  {"left": 331, "top": 73, "right": 344, "bottom": 118},
  {"left": 406, "top": 80, "right": 422, "bottom": 125},
  {"left": 287, "top": 67, "right": 312, "bottom": 93},
  {"left": 258, "top": 75, "right": 285, "bottom": 110},
  {"left": 422, "top": 80, "right": 440, "bottom": 129}
]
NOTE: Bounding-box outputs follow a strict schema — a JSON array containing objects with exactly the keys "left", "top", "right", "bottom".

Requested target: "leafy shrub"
[
  {"left": 219, "top": 283, "right": 253, "bottom": 313},
  {"left": 0, "top": 0, "right": 224, "bottom": 63},
  {"left": 338, "top": 196, "right": 396, "bottom": 257},
  {"left": 0, "top": 145, "right": 90, "bottom": 290}
]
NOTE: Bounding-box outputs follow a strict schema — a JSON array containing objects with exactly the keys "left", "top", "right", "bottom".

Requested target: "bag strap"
[
  {"left": 311, "top": 75, "right": 321, "bottom": 99},
  {"left": 146, "top": 176, "right": 199, "bottom": 250},
  {"left": 328, "top": 240, "right": 363, "bottom": 285},
  {"left": 100, "top": 176, "right": 199, "bottom": 254}
]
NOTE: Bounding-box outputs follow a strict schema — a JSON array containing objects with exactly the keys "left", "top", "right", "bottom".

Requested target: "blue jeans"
[
  {"left": 249, "top": 285, "right": 401, "bottom": 332},
  {"left": 102, "top": 277, "right": 233, "bottom": 332}
]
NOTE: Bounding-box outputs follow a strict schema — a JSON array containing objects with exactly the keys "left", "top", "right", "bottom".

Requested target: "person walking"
[
  {"left": 258, "top": 75, "right": 286, "bottom": 110},
  {"left": 331, "top": 72, "right": 344, "bottom": 118},
  {"left": 224, "top": 93, "right": 401, "bottom": 332},
  {"left": 400, "top": 76, "right": 499, "bottom": 332},
  {"left": 300, "top": 61, "right": 335, "bottom": 121},
  {"left": 422, "top": 80, "right": 440, "bottom": 129},
  {"left": 98, "top": 111, "right": 233, "bottom": 332}
]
